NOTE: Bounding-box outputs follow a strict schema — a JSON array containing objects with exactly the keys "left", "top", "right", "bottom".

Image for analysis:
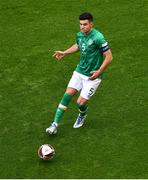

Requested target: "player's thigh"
[
  {"left": 81, "top": 79, "right": 102, "bottom": 100},
  {"left": 67, "top": 71, "right": 82, "bottom": 92}
]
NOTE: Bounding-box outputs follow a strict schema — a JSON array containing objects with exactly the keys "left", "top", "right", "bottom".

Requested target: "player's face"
[{"left": 79, "top": 20, "right": 93, "bottom": 34}]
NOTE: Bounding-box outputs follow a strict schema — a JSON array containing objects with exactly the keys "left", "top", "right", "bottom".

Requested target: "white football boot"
[
  {"left": 46, "top": 122, "right": 57, "bottom": 135},
  {"left": 73, "top": 114, "right": 87, "bottom": 128}
]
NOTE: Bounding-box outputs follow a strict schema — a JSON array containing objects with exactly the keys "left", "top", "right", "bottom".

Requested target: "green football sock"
[
  {"left": 77, "top": 103, "right": 88, "bottom": 116},
  {"left": 54, "top": 93, "right": 72, "bottom": 124}
]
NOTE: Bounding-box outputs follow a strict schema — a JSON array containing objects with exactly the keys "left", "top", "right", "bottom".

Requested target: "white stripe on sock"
[{"left": 58, "top": 104, "right": 67, "bottom": 111}]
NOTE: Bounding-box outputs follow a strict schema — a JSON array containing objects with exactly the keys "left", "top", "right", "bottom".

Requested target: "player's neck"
[{"left": 84, "top": 28, "right": 93, "bottom": 36}]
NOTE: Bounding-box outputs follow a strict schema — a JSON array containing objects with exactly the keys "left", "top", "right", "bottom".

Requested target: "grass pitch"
[{"left": 0, "top": 0, "right": 148, "bottom": 178}]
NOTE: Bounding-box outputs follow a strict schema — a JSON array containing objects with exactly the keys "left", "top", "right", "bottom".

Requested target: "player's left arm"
[{"left": 89, "top": 49, "right": 113, "bottom": 80}]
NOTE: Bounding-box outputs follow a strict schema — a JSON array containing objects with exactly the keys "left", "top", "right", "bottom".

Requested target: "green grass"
[{"left": 0, "top": 0, "right": 148, "bottom": 178}]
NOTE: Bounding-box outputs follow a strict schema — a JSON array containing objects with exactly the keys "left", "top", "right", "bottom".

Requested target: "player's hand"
[
  {"left": 52, "top": 51, "right": 65, "bottom": 60},
  {"left": 89, "top": 71, "right": 100, "bottom": 80}
]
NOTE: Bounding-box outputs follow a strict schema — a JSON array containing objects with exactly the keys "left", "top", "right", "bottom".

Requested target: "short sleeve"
[
  {"left": 76, "top": 33, "right": 79, "bottom": 45},
  {"left": 96, "top": 33, "right": 110, "bottom": 53}
]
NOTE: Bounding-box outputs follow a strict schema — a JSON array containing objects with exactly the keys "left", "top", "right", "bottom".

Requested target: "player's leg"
[
  {"left": 77, "top": 96, "right": 88, "bottom": 116},
  {"left": 46, "top": 88, "right": 77, "bottom": 134},
  {"left": 46, "top": 71, "right": 82, "bottom": 134},
  {"left": 73, "top": 78, "right": 102, "bottom": 128},
  {"left": 53, "top": 87, "right": 77, "bottom": 125},
  {"left": 73, "top": 96, "right": 88, "bottom": 128}
]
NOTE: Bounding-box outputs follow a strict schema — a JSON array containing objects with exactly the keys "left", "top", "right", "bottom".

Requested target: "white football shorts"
[{"left": 67, "top": 71, "right": 102, "bottom": 100}]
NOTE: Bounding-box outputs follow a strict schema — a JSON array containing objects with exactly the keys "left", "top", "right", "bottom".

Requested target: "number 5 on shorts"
[{"left": 88, "top": 88, "right": 95, "bottom": 96}]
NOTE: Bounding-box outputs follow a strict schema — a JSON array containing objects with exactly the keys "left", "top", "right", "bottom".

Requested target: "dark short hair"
[{"left": 79, "top": 12, "right": 93, "bottom": 22}]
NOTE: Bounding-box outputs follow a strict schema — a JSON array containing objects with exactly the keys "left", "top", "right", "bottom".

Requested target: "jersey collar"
[{"left": 83, "top": 28, "right": 94, "bottom": 37}]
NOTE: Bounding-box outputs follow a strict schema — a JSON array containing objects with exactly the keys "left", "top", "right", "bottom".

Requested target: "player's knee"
[
  {"left": 77, "top": 98, "right": 88, "bottom": 106},
  {"left": 77, "top": 101, "right": 85, "bottom": 106},
  {"left": 66, "top": 88, "right": 77, "bottom": 96}
]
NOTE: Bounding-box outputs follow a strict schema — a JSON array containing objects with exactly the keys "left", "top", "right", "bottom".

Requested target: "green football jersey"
[{"left": 75, "top": 28, "right": 109, "bottom": 79}]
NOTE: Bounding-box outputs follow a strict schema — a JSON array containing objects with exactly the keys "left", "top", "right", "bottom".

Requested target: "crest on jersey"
[{"left": 88, "top": 39, "right": 93, "bottom": 45}]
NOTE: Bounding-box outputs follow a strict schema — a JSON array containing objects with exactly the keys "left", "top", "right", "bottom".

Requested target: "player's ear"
[{"left": 90, "top": 22, "right": 93, "bottom": 27}]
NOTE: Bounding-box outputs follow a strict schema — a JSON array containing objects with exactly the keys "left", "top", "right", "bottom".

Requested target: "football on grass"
[{"left": 38, "top": 144, "right": 55, "bottom": 160}]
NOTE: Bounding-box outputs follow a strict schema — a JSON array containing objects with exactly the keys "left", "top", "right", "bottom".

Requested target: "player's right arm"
[{"left": 53, "top": 44, "right": 79, "bottom": 60}]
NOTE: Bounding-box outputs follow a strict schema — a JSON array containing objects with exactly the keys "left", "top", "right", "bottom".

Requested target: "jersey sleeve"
[
  {"left": 76, "top": 33, "right": 79, "bottom": 45},
  {"left": 96, "top": 33, "right": 110, "bottom": 53}
]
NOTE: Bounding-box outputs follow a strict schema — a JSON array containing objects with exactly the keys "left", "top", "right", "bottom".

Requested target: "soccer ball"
[{"left": 38, "top": 144, "right": 55, "bottom": 160}]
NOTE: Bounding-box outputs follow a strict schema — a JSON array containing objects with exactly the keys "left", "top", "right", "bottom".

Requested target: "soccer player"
[{"left": 46, "top": 12, "right": 113, "bottom": 134}]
